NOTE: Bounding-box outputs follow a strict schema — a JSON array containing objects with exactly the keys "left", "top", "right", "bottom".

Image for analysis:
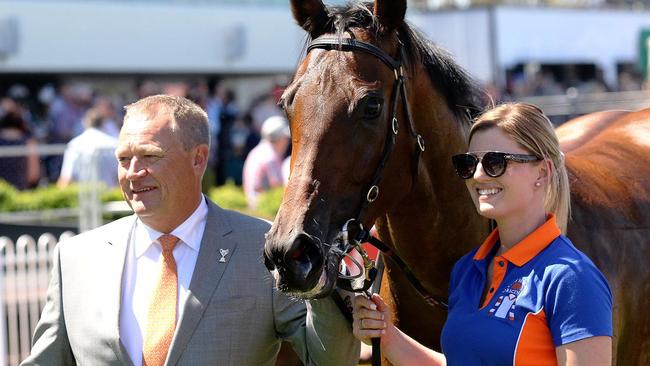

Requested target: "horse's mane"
[{"left": 309, "top": 2, "right": 485, "bottom": 123}]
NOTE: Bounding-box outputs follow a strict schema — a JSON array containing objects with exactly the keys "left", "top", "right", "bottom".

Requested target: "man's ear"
[{"left": 193, "top": 145, "right": 209, "bottom": 171}]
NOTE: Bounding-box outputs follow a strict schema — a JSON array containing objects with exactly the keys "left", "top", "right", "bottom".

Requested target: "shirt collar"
[
  {"left": 473, "top": 214, "right": 561, "bottom": 267},
  {"left": 134, "top": 195, "right": 208, "bottom": 258}
]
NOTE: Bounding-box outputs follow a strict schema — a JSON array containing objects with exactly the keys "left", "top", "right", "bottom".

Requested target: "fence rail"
[{"left": 0, "top": 232, "right": 74, "bottom": 366}]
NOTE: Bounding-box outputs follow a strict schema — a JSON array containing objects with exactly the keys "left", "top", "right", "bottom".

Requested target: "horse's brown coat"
[{"left": 266, "top": 1, "right": 650, "bottom": 364}]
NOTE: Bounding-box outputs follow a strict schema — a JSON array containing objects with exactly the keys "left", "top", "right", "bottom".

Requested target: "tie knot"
[{"left": 158, "top": 234, "right": 180, "bottom": 253}]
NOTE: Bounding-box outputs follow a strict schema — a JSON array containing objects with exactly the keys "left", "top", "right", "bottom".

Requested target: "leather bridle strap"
[
  {"left": 307, "top": 37, "right": 401, "bottom": 70},
  {"left": 307, "top": 35, "right": 436, "bottom": 366},
  {"left": 362, "top": 231, "right": 448, "bottom": 309},
  {"left": 309, "top": 35, "right": 424, "bottom": 219},
  {"left": 307, "top": 35, "right": 444, "bottom": 304}
]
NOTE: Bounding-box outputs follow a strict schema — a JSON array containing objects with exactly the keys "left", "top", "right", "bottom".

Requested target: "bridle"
[
  {"left": 307, "top": 35, "right": 449, "bottom": 309},
  {"left": 307, "top": 34, "right": 448, "bottom": 366}
]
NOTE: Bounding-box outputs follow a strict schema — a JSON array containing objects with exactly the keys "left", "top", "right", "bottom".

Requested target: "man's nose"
[{"left": 126, "top": 158, "right": 148, "bottom": 179}]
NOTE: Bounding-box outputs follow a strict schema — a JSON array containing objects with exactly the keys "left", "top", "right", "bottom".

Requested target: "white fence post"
[
  {"left": 2, "top": 236, "right": 19, "bottom": 366},
  {"left": 0, "top": 237, "right": 8, "bottom": 366},
  {"left": 0, "top": 232, "right": 72, "bottom": 365},
  {"left": 15, "top": 235, "right": 36, "bottom": 359}
]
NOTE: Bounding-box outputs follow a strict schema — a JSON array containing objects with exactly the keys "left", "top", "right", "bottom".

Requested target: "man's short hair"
[{"left": 124, "top": 94, "right": 210, "bottom": 150}]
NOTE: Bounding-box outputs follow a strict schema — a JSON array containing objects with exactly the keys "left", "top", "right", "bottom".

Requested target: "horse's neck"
[{"left": 378, "top": 81, "right": 487, "bottom": 294}]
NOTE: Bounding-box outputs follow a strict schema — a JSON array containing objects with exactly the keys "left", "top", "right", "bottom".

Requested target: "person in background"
[
  {"left": 94, "top": 96, "right": 121, "bottom": 138},
  {"left": 242, "top": 115, "right": 290, "bottom": 209},
  {"left": 22, "top": 94, "right": 359, "bottom": 366},
  {"left": 213, "top": 87, "right": 240, "bottom": 186},
  {"left": 57, "top": 107, "right": 119, "bottom": 188},
  {"left": 353, "top": 103, "right": 612, "bottom": 366},
  {"left": 45, "top": 83, "right": 93, "bottom": 183},
  {"left": 0, "top": 97, "right": 40, "bottom": 189}
]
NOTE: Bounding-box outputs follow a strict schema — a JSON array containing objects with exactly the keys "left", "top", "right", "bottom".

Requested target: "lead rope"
[{"left": 337, "top": 219, "right": 448, "bottom": 366}]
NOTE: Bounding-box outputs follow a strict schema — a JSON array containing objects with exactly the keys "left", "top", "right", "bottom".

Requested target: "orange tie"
[{"left": 142, "top": 234, "right": 180, "bottom": 366}]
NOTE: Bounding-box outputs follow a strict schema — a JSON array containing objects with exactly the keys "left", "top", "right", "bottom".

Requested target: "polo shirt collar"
[{"left": 472, "top": 214, "right": 561, "bottom": 267}]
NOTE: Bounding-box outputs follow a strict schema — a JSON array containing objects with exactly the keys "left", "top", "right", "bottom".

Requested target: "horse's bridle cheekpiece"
[{"left": 307, "top": 35, "right": 448, "bottom": 309}]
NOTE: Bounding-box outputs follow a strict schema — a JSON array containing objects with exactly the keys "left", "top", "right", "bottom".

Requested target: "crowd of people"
[
  {"left": 0, "top": 68, "right": 647, "bottom": 205},
  {"left": 494, "top": 67, "right": 647, "bottom": 102},
  {"left": 0, "top": 79, "right": 291, "bottom": 208}
]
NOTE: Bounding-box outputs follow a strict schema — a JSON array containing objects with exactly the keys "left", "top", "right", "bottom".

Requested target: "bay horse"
[{"left": 263, "top": 1, "right": 650, "bottom": 364}]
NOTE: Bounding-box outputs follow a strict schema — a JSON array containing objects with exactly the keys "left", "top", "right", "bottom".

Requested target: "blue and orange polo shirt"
[{"left": 440, "top": 215, "right": 612, "bottom": 365}]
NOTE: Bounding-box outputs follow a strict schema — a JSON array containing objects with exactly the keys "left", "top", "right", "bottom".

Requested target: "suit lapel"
[
  {"left": 166, "top": 200, "right": 237, "bottom": 365},
  {"left": 105, "top": 215, "right": 137, "bottom": 366}
]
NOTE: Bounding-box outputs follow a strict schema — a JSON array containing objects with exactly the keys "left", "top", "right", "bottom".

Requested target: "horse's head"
[{"left": 264, "top": 0, "right": 424, "bottom": 298}]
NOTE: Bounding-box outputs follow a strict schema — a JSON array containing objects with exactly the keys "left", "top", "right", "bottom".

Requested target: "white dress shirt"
[{"left": 120, "top": 196, "right": 208, "bottom": 366}]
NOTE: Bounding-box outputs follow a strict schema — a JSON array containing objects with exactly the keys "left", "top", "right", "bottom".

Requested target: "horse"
[
  {"left": 263, "top": 0, "right": 650, "bottom": 364},
  {"left": 560, "top": 108, "right": 650, "bottom": 364}
]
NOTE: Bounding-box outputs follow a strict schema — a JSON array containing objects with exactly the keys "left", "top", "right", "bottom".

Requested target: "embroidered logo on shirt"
[{"left": 489, "top": 278, "right": 523, "bottom": 320}]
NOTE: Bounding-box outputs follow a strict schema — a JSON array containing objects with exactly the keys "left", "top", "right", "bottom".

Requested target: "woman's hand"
[
  {"left": 353, "top": 293, "right": 392, "bottom": 345},
  {"left": 353, "top": 293, "right": 447, "bottom": 365}
]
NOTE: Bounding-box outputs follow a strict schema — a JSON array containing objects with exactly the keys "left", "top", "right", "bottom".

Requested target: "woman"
[{"left": 353, "top": 103, "right": 612, "bottom": 365}]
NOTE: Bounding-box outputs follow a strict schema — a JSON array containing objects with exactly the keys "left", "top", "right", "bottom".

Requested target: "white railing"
[{"left": 0, "top": 232, "right": 75, "bottom": 366}]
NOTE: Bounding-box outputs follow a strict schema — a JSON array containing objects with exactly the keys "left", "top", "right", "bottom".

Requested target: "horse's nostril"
[
  {"left": 287, "top": 235, "right": 321, "bottom": 265},
  {"left": 281, "top": 233, "right": 324, "bottom": 289},
  {"left": 291, "top": 242, "right": 309, "bottom": 263}
]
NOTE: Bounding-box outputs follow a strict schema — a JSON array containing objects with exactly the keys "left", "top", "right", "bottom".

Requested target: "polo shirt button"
[
  {"left": 489, "top": 287, "right": 494, "bottom": 293},
  {"left": 498, "top": 260, "right": 505, "bottom": 267}
]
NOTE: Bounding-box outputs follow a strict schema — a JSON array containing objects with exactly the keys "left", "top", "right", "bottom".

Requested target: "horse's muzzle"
[{"left": 264, "top": 232, "right": 326, "bottom": 294}]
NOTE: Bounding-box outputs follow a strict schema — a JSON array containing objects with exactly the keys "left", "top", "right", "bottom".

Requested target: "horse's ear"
[
  {"left": 290, "top": 0, "right": 329, "bottom": 38},
  {"left": 373, "top": 0, "right": 406, "bottom": 35}
]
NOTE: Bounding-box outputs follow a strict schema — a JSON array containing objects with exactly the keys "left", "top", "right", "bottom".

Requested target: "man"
[
  {"left": 22, "top": 95, "right": 359, "bottom": 365},
  {"left": 242, "top": 115, "right": 290, "bottom": 209},
  {"left": 57, "top": 105, "right": 119, "bottom": 188}
]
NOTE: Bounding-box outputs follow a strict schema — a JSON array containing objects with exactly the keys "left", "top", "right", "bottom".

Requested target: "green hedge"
[
  {"left": 207, "top": 181, "right": 248, "bottom": 213},
  {"left": 255, "top": 186, "right": 284, "bottom": 220},
  {"left": 0, "top": 180, "right": 79, "bottom": 212},
  {"left": 207, "top": 181, "right": 284, "bottom": 220},
  {"left": 0, "top": 179, "right": 284, "bottom": 220}
]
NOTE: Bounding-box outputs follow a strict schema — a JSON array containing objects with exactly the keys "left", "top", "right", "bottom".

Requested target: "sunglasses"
[{"left": 451, "top": 151, "right": 541, "bottom": 179}]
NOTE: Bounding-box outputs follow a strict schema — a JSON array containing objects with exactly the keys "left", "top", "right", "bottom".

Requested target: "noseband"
[{"left": 307, "top": 36, "right": 448, "bottom": 310}]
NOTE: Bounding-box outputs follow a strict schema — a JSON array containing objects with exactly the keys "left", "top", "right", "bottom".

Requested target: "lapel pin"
[{"left": 219, "top": 248, "right": 230, "bottom": 263}]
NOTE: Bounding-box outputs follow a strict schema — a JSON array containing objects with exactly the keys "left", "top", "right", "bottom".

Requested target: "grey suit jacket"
[{"left": 21, "top": 199, "right": 359, "bottom": 365}]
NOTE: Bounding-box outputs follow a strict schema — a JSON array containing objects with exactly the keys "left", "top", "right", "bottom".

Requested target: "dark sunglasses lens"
[
  {"left": 483, "top": 152, "right": 507, "bottom": 177},
  {"left": 452, "top": 154, "right": 477, "bottom": 179}
]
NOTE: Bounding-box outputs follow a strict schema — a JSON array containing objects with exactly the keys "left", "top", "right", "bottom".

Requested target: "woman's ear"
[{"left": 535, "top": 158, "right": 554, "bottom": 187}]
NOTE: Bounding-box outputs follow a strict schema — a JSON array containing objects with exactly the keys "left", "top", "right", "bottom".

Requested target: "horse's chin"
[{"left": 272, "top": 251, "right": 342, "bottom": 300}]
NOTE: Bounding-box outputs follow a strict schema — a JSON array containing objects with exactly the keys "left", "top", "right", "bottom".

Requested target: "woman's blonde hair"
[{"left": 468, "top": 103, "right": 570, "bottom": 233}]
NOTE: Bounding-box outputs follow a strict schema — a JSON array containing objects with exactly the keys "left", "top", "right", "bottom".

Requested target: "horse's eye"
[{"left": 363, "top": 96, "right": 383, "bottom": 120}]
